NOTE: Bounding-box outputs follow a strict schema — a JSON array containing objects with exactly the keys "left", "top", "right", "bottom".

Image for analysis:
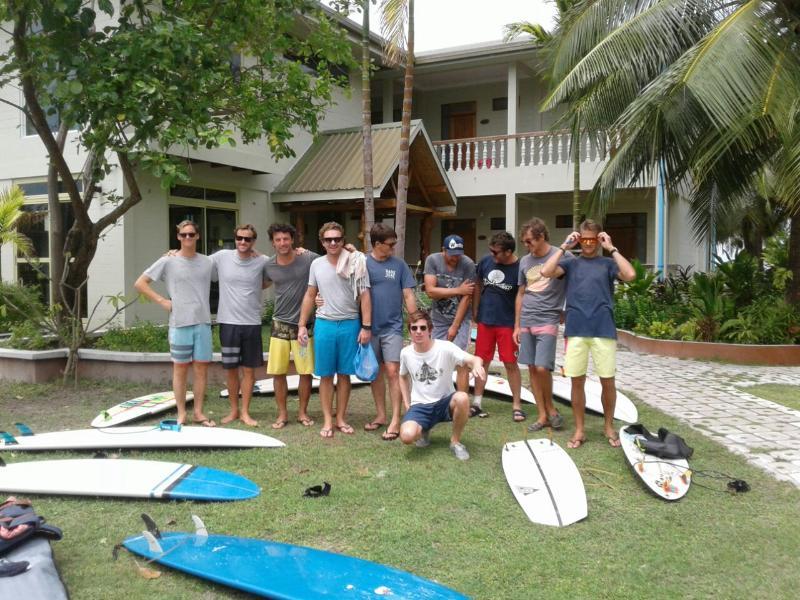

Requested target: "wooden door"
[
  {"left": 449, "top": 112, "right": 476, "bottom": 170},
  {"left": 441, "top": 219, "right": 477, "bottom": 261},
  {"left": 603, "top": 213, "right": 646, "bottom": 261}
]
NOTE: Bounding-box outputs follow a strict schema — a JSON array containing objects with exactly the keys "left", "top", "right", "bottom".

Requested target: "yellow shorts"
[
  {"left": 266, "top": 337, "right": 315, "bottom": 375},
  {"left": 563, "top": 337, "right": 616, "bottom": 378}
]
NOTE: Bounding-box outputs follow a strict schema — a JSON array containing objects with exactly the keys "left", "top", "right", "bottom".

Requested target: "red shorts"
[{"left": 475, "top": 323, "right": 518, "bottom": 363}]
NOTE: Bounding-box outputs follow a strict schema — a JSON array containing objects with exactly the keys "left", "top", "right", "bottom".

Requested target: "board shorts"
[
  {"left": 370, "top": 333, "right": 403, "bottom": 364},
  {"left": 169, "top": 324, "right": 212, "bottom": 364},
  {"left": 402, "top": 393, "right": 455, "bottom": 431},
  {"left": 563, "top": 337, "right": 616, "bottom": 378},
  {"left": 432, "top": 319, "right": 471, "bottom": 350},
  {"left": 518, "top": 326, "right": 558, "bottom": 370},
  {"left": 475, "top": 323, "right": 517, "bottom": 363},
  {"left": 219, "top": 323, "right": 263, "bottom": 370},
  {"left": 266, "top": 320, "right": 314, "bottom": 375},
  {"left": 313, "top": 317, "right": 360, "bottom": 377}
]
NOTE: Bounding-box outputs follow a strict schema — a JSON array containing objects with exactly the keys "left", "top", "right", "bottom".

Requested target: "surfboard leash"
[{"left": 639, "top": 460, "right": 750, "bottom": 494}]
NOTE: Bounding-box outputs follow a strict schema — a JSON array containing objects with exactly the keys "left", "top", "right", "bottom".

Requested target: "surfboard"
[
  {"left": 619, "top": 425, "right": 691, "bottom": 501},
  {"left": 123, "top": 516, "right": 468, "bottom": 599},
  {"left": 91, "top": 391, "right": 194, "bottom": 428},
  {"left": 502, "top": 438, "right": 587, "bottom": 527},
  {"left": 451, "top": 372, "right": 536, "bottom": 403},
  {"left": 0, "top": 459, "right": 259, "bottom": 501},
  {"left": 551, "top": 373, "right": 638, "bottom": 423},
  {"left": 0, "top": 423, "right": 284, "bottom": 451},
  {"left": 220, "top": 374, "right": 371, "bottom": 398}
]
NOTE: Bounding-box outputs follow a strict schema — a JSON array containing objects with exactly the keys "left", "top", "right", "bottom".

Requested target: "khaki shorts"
[
  {"left": 266, "top": 321, "right": 315, "bottom": 375},
  {"left": 563, "top": 337, "right": 616, "bottom": 378}
]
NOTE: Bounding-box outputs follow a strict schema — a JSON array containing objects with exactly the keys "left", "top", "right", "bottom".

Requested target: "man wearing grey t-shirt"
[{"left": 135, "top": 220, "right": 216, "bottom": 427}]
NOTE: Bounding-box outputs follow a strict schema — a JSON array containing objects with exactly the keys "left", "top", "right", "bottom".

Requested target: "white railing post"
[
  {"left": 455, "top": 142, "right": 462, "bottom": 171},
  {"left": 465, "top": 141, "right": 472, "bottom": 171},
  {"left": 448, "top": 143, "right": 455, "bottom": 172},
  {"left": 499, "top": 139, "right": 505, "bottom": 169},
  {"left": 521, "top": 136, "right": 528, "bottom": 166}
]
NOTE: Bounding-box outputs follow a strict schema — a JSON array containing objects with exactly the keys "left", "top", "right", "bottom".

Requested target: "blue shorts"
[
  {"left": 169, "top": 324, "right": 212, "bottom": 363},
  {"left": 313, "top": 317, "right": 360, "bottom": 377},
  {"left": 402, "top": 393, "right": 455, "bottom": 431}
]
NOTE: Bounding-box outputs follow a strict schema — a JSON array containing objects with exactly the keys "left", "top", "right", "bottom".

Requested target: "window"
[
  {"left": 492, "top": 97, "right": 508, "bottom": 111},
  {"left": 490, "top": 217, "right": 506, "bottom": 230},
  {"left": 171, "top": 184, "right": 236, "bottom": 204}
]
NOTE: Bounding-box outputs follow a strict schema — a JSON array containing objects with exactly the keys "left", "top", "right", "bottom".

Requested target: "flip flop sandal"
[
  {"left": 303, "top": 482, "right": 331, "bottom": 498},
  {"left": 382, "top": 431, "right": 400, "bottom": 441},
  {"left": 364, "top": 421, "right": 386, "bottom": 431},
  {"left": 271, "top": 420, "right": 289, "bottom": 430},
  {"left": 528, "top": 421, "right": 547, "bottom": 432},
  {"left": 512, "top": 409, "right": 527, "bottom": 422}
]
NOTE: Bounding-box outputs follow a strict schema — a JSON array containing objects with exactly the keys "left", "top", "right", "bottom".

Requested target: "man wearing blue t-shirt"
[
  {"left": 541, "top": 220, "right": 635, "bottom": 449},
  {"left": 364, "top": 224, "right": 417, "bottom": 440}
]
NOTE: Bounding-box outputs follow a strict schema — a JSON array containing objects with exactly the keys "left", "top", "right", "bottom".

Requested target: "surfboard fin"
[
  {"left": 14, "top": 423, "right": 33, "bottom": 436},
  {"left": 191, "top": 515, "right": 208, "bottom": 538},
  {"left": 141, "top": 513, "right": 161, "bottom": 539},
  {"left": 142, "top": 531, "right": 163, "bottom": 554},
  {"left": 0, "top": 431, "right": 18, "bottom": 445}
]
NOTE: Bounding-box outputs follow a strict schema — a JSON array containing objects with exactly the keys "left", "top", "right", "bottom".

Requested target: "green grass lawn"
[
  {"left": 741, "top": 383, "right": 800, "bottom": 412},
  {"left": 1, "top": 378, "right": 799, "bottom": 599}
]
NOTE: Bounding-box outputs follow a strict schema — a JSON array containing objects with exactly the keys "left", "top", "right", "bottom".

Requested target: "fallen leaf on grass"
[
  {"left": 357, "top": 467, "right": 370, "bottom": 477},
  {"left": 137, "top": 566, "right": 162, "bottom": 579}
]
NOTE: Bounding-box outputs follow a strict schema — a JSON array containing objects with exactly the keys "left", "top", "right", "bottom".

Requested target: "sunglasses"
[
  {"left": 522, "top": 238, "right": 536, "bottom": 245},
  {"left": 235, "top": 235, "right": 254, "bottom": 242},
  {"left": 410, "top": 324, "right": 428, "bottom": 332},
  {"left": 322, "top": 237, "right": 343, "bottom": 245},
  {"left": 178, "top": 232, "right": 197, "bottom": 239},
  {"left": 579, "top": 237, "right": 598, "bottom": 244}
]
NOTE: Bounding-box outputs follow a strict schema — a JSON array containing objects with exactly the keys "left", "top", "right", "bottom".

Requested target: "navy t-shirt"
[
  {"left": 367, "top": 254, "right": 416, "bottom": 336},
  {"left": 561, "top": 256, "right": 619, "bottom": 339},
  {"left": 476, "top": 254, "right": 519, "bottom": 327}
]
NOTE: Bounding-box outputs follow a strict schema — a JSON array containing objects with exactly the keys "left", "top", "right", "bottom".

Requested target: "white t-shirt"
[{"left": 399, "top": 340, "right": 469, "bottom": 406}]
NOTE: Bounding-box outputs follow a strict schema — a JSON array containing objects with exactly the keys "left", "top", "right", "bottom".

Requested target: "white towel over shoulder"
[{"left": 336, "top": 249, "right": 369, "bottom": 300}]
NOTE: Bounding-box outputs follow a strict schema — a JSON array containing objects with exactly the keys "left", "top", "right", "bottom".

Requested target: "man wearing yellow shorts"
[
  {"left": 541, "top": 220, "right": 636, "bottom": 449},
  {"left": 264, "top": 224, "right": 318, "bottom": 428}
]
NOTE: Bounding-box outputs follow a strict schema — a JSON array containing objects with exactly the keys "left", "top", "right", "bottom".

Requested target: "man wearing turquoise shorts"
[
  {"left": 540, "top": 219, "right": 636, "bottom": 449},
  {"left": 135, "top": 220, "right": 215, "bottom": 427}
]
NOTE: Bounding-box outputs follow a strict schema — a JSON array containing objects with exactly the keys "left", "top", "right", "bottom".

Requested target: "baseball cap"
[{"left": 443, "top": 235, "right": 465, "bottom": 256}]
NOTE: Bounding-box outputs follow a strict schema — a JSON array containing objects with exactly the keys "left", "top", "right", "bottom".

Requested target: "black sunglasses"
[
  {"left": 322, "top": 237, "right": 343, "bottom": 244},
  {"left": 235, "top": 235, "right": 254, "bottom": 242},
  {"left": 410, "top": 325, "right": 428, "bottom": 332},
  {"left": 178, "top": 232, "right": 197, "bottom": 239}
]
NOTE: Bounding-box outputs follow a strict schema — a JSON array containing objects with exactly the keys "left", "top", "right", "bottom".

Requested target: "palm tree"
[
  {"left": 360, "top": 0, "right": 376, "bottom": 249},
  {"left": 0, "top": 185, "right": 32, "bottom": 256},
  {"left": 542, "top": 0, "right": 800, "bottom": 303},
  {"left": 381, "top": 0, "right": 413, "bottom": 260}
]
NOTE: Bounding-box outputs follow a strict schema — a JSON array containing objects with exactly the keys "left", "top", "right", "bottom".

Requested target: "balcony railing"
[{"left": 433, "top": 131, "right": 619, "bottom": 173}]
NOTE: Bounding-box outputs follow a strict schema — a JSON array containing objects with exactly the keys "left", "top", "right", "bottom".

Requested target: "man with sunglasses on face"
[
  {"left": 472, "top": 231, "right": 522, "bottom": 421},
  {"left": 135, "top": 220, "right": 216, "bottom": 427},
  {"left": 399, "top": 310, "right": 486, "bottom": 460},
  {"left": 540, "top": 219, "right": 636, "bottom": 449},
  {"left": 297, "top": 222, "right": 371, "bottom": 439}
]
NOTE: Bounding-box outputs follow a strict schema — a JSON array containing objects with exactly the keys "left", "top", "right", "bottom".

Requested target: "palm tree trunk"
[
  {"left": 361, "top": 0, "right": 375, "bottom": 251},
  {"left": 572, "top": 143, "right": 580, "bottom": 230},
  {"left": 788, "top": 215, "right": 800, "bottom": 306},
  {"left": 394, "top": 0, "right": 413, "bottom": 261}
]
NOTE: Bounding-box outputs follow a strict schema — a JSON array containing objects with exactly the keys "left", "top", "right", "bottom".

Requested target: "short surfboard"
[
  {"left": 551, "top": 373, "right": 638, "bottom": 423},
  {"left": 0, "top": 424, "right": 284, "bottom": 451},
  {"left": 123, "top": 516, "right": 468, "bottom": 599},
  {"left": 619, "top": 425, "right": 691, "bottom": 501},
  {"left": 451, "top": 372, "right": 536, "bottom": 403},
  {"left": 0, "top": 458, "right": 260, "bottom": 501},
  {"left": 91, "top": 391, "right": 194, "bottom": 428},
  {"left": 502, "top": 439, "right": 587, "bottom": 527},
  {"left": 220, "top": 374, "right": 370, "bottom": 398}
]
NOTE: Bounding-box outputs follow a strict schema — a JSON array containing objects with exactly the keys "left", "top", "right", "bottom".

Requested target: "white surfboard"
[
  {"left": 91, "top": 391, "right": 194, "bottom": 428},
  {"left": 451, "top": 373, "right": 536, "bottom": 403},
  {"left": 502, "top": 439, "right": 587, "bottom": 527},
  {"left": 551, "top": 374, "right": 638, "bottom": 423},
  {"left": 619, "top": 425, "right": 691, "bottom": 501},
  {"left": 0, "top": 425, "right": 284, "bottom": 451},
  {"left": 0, "top": 458, "right": 259, "bottom": 501},
  {"left": 220, "top": 374, "right": 371, "bottom": 398}
]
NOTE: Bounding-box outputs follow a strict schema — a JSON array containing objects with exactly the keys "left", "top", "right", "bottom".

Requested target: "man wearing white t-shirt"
[{"left": 399, "top": 310, "right": 486, "bottom": 460}]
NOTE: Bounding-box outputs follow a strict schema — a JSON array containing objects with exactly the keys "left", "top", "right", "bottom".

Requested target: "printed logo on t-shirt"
[
  {"left": 415, "top": 361, "right": 440, "bottom": 385},
  {"left": 484, "top": 269, "right": 514, "bottom": 291},
  {"left": 384, "top": 268, "right": 396, "bottom": 280},
  {"left": 525, "top": 264, "right": 551, "bottom": 294},
  {"left": 434, "top": 273, "right": 462, "bottom": 319}
]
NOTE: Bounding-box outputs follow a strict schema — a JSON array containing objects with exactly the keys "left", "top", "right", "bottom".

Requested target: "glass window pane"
[
  {"left": 204, "top": 188, "right": 236, "bottom": 203},
  {"left": 17, "top": 262, "right": 50, "bottom": 306},
  {"left": 168, "top": 206, "right": 205, "bottom": 251},
  {"left": 19, "top": 205, "right": 49, "bottom": 258}
]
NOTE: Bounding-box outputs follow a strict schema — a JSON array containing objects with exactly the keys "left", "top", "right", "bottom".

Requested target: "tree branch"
[{"left": 94, "top": 152, "right": 143, "bottom": 233}]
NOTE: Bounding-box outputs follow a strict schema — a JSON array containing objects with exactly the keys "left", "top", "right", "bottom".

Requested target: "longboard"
[
  {"left": 502, "top": 439, "right": 587, "bottom": 527},
  {"left": 620, "top": 425, "right": 691, "bottom": 501},
  {"left": 123, "top": 516, "right": 468, "bottom": 599},
  {"left": 0, "top": 424, "right": 284, "bottom": 451},
  {"left": 451, "top": 372, "right": 536, "bottom": 403},
  {"left": 220, "top": 374, "right": 370, "bottom": 398},
  {"left": 0, "top": 459, "right": 259, "bottom": 501},
  {"left": 91, "top": 391, "right": 194, "bottom": 428},
  {"left": 551, "top": 373, "right": 638, "bottom": 423}
]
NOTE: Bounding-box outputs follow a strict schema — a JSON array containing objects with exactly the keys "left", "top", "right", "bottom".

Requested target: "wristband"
[
  {"left": 609, "top": 248, "right": 618, "bottom": 256},
  {"left": 559, "top": 246, "right": 567, "bottom": 254},
  {"left": 361, "top": 325, "right": 372, "bottom": 331}
]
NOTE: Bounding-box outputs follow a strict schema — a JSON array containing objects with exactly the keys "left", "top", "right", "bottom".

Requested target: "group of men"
[{"left": 134, "top": 214, "right": 634, "bottom": 460}]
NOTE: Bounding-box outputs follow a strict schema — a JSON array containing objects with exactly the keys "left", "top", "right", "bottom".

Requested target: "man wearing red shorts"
[{"left": 471, "top": 231, "right": 523, "bottom": 421}]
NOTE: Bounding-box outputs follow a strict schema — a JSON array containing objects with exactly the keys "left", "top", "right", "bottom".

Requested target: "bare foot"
[
  {"left": 176, "top": 412, "right": 188, "bottom": 426},
  {"left": 241, "top": 414, "right": 259, "bottom": 427},
  {"left": 297, "top": 415, "right": 315, "bottom": 427},
  {"left": 221, "top": 412, "right": 239, "bottom": 425}
]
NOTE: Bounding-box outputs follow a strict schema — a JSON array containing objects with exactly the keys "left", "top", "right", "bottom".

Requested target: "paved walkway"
[{"left": 565, "top": 343, "right": 800, "bottom": 488}]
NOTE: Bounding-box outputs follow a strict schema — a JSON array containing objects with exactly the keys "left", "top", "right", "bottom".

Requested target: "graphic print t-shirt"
[
  {"left": 475, "top": 254, "right": 519, "bottom": 327},
  {"left": 518, "top": 247, "right": 573, "bottom": 327},
  {"left": 399, "top": 339, "right": 468, "bottom": 405},
  {"left": 423, "top": 253, "right": 477, "bottom": 328},
  {"left": 367, "top": 254, "right": 416, "bottom": 336}
]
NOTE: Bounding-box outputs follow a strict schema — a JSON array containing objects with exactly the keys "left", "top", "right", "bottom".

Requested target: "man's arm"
[
  {"left": 134, "top": 274, "right": 171, "bottom": 313},
  {"left": 358, "top": 289, "right": 372, "bottom": 344},
  {"left": 542, "top": 232, "right": 578, "bottom": 279},
  {"left": 462, "top": 353, "right": 486, "bottom": 382},
  {"left": 448, "top": 293, "right": 472, "bottom": 341},
  {"left": 399, "top": 372, "right": 411, "bottom": 411},
  {"left": 512, "top": 285, "right": 525, "bottom": 345},
  {"left": 297, "top": 285, "right": 318, "bottom": 345},
  {"left": 599, "top": 232, "right": 637, "bottom": 282},
  {"left": 402, "top": 287, "right": 417, "bottom": 315},
  {"left": 424, "top": 274, "right": 474, "bottom": 300},
  {"left": 472, "top": 275, "right": 482, "bottom": 323}
]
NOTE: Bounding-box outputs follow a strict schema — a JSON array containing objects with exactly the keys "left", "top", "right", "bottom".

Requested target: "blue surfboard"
[{"left": 123, "top": 518, "right": 469, "bottom": 599}]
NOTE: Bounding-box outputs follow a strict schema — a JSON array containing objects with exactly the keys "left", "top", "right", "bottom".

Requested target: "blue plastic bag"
[{"left": 354, "top": 342, "right": 380, "bottom": 381}]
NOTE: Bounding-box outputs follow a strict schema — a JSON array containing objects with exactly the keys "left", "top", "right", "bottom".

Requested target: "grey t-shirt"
[
  {"left": 212, "top": 250, "right": 269, "bottom": 325},
  {"left": 264, "top": 251, "right": 319, "bottom": 325},
  {"left": 308, "top": 255, "right": 367, "bottom": 321},
  {"left": 144, "top": 254, "right": 213, "bottom": 328},
  {"left": 518, "top": 246, "right": 572, "bottom": 327},
  {"left": 423, "top": 252, "right": 477, "bottom": 328}
]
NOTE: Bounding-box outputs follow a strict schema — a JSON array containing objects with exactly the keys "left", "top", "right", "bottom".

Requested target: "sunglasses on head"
[
  {"left": 410, "top": 324, "right": 428, "bottom": 332},
  {"left": 178, "top": 232, "right": 197, "bottom": 239},
  {"left": 235, "top": 235, "right": 254, "bottom": 242},
  {"left": 322, "top": 236, "right": 343, "bottom": 244}
]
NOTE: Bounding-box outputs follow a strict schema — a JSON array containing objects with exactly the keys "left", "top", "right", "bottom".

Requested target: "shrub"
[
  {"left": 635, "top": 320, "right": 676, "bottom": 340},
  {"left": 720, "top": 297, "right": 800, "bottom": 344},
  {"left": 0, "top": 283, "right": 45, "bottom": 334},
  {"left": 95, "top": 321, "right": 169, "bottom": 352},
  {"left": 5, "top": 320, "right": 50, "bottom": 350},
  {"left": 262, "top": 299, "right": 274, "bottom": 324}
]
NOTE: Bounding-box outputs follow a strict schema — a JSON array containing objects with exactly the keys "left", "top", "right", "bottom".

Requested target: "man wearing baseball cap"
[{"left": 423, "top": 234, "right": 477, "bottom": 392}]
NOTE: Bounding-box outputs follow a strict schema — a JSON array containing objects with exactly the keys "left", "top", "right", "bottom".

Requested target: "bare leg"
[
  {"left": 399, "top": 420, "right": 423, "bottom": 445},
  {"left": 456, "top": 364, "right": 470, "bottom": 394},
  {"left": 298, "top": 374, "right": 314, "bottom": 425},
  {"left": 172, "top": 362, "right": 190, "bottom": 424},
  {"left": 384, "top": 362, "right": 402, "bottom": 436},
  {"left": 191, "top": 362, "right": 213, "bottom": 425},
  {"left": 239, "top": 367, "right": 257, "bottom": 426},
  {"left": 505, "top": 361, "right": 522, "bottom": 414},
  {"left": 449, "top": 391, "right": 470, "bottom": 444},
  {"left": 319, "top": 376, "right": 335, "bottom": 437},
  {"left": 335, "top": 375, "right": 352, "bottom": 430},
  {"left": 530, "top": 366, "right": 558, "bottom": 425},
  {"left": 273, "top": 374, "right": 289, "bottom": 425},
  {"left": 568, "top": 375, "right": 586, "bottom": 448},
  {"left": 368, "top": 366, "right": 388, "bottom": 428},
  {"left": 599, "top": 376, "right": 619, "bottom": 446},
  {"left": 221, "top": 368, "right": 241, "bottom": 424}
]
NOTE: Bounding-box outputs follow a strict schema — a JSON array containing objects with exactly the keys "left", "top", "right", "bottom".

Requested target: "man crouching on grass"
[{"left": 399, "top": 310, "right": 486, "bottom": 461}]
